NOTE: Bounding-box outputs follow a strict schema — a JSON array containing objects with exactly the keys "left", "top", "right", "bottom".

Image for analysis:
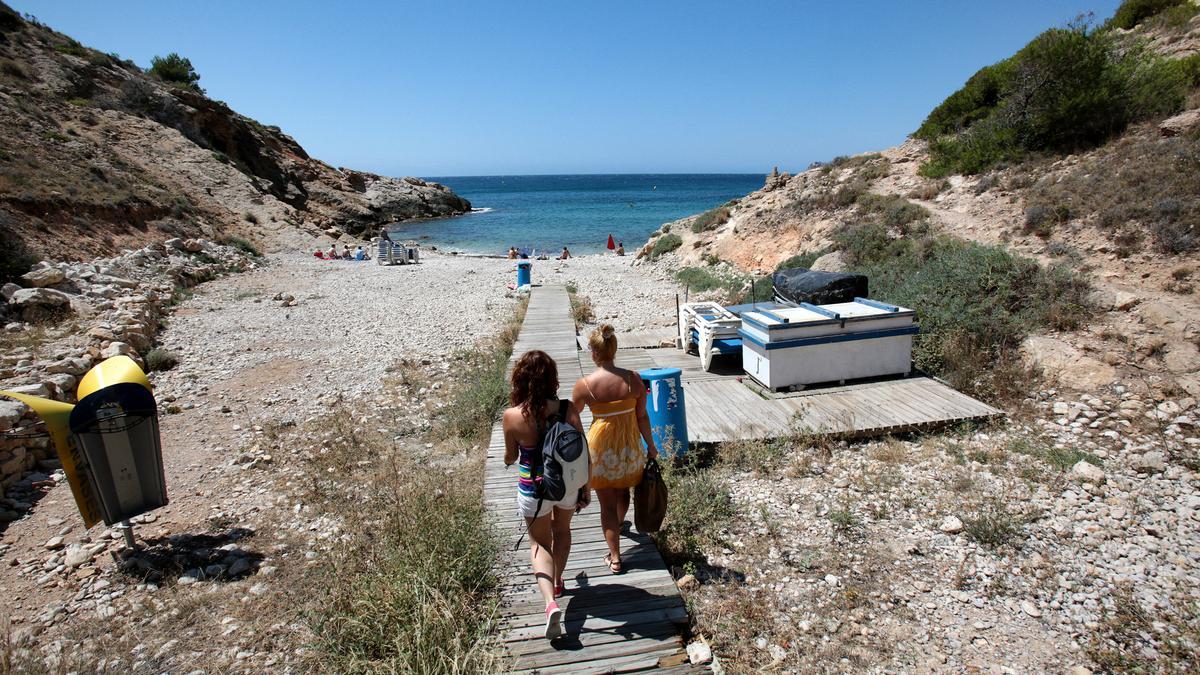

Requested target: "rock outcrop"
[{"left": 0, "top": 3, "right": 470, "bottom": 271}]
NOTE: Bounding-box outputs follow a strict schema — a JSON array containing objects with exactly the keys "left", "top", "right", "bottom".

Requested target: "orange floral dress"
[{"left": 586, "top": 396, "right": 645, "bottom": 489}]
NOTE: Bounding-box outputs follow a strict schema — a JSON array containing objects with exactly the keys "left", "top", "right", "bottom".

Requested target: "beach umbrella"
[{"left": 607, "top": 234, "right": 615, "bottom": 250}]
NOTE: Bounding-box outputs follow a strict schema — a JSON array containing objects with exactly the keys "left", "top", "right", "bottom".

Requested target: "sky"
[{"left": 15, "top": 1, "right": 1122, "bottom": 176}]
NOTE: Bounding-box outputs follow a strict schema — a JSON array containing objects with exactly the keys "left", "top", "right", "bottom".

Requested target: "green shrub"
[
  {"left": 857, "top": 193, "right": 930, "bottom": 229},
  {"left": 917, "top": 22, "right": 1190, "bottom": 176},
  {"left": 653, "top": 462, "right": 735, "bottom": 566},
  {"left": 775, "top": 248, "right": 828, "bottom": 271},
  {"left": 675, "top": 266, "right": 752, "bottom": 303},
  {"left": 226, "top": 235, "right": 261, "bottom": 257},
  {"left": 0, "top": 58, "right": 27, "bottom": 79},
  {"left": 834, "top": 222, "right": 1091, "bottom": 398},
  {"left": 647, "top": 233, "right": 682, "bottom": 260},
  {"left": 148, "top": 52, "right": 204, "bottom": 93},
  {"left": 1107, "top": 0, "right": 1193, "bottom": 29},
  {"left": 53, "top": 38, "right": 87, "bottom": 58},
  {"left": 962, "top": 502, "right": 1026, "bottom": 549},
  {"left": 144, "top": 348, "right": 179, "bottom": 372},
  {"left": 243, "top": 211, "right": 259, "bottom": 224},
  {"left": 691, "top": 205, "right": 731, "bottom": 234}
]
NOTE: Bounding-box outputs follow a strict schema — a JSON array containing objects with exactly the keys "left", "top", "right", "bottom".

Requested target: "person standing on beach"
[
  {"left": 572, "top": 325, "right": 658, "bottom": 574},
  {"left": 503, "top": 350, "right": 589, "bottom": 640}
]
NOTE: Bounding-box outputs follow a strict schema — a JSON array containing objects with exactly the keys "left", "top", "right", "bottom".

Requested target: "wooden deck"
[
  {"left": 484, "top": 285, "right": 1002, "bottom": 671},
  {"left": 484, "top": 286, "right": 702, "bottom": 673},
  {"left": 578, "top": 339, "right": 1004, "bottom": 443}
]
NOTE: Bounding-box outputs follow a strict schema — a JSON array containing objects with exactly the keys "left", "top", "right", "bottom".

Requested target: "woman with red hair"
[{"left": 503, "top": 350, "right": 588, "bottom": 639}]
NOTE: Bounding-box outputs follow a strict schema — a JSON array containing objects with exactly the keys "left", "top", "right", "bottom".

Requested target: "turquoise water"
[{"left": 386, "top": 174, "right": 764, "bottom": 255}]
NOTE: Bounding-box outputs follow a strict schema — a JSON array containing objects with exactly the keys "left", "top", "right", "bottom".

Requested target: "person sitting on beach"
[
  {"left": 503, "top": 350, "right": 589, "bottom": 640},
  {"left": 572, "top": 325, "right": 659, "bottom": 575},
  {"left": 354, "top": 246, "right": 365, "bottom": 261},
  {"left": 313, "top": 248, "right": 324, "bottom": 259},
  {"left": 558, "top": 247, "right": 571, "bottom": 260},
  {"left": 615, "top": 242, "right": 625, "bottom": 256},
  {"left": 342, "top": 246, "right": 354, "bottom": 260},
  {"left": 508, "top": 246, "right": 519, "bottom": 260},
  {"left": 326, "top": 244, "right": 338, "bottom": 259}
]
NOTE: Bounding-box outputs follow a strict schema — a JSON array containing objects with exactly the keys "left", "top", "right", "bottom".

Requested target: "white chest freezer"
[{"left": 738, "top": 298, "right": 918, "bottom": 390}]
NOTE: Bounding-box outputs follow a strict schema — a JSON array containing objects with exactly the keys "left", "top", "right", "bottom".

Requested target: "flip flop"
[{"left": 604, "top": 552, "right": 624, "bottom": 574}]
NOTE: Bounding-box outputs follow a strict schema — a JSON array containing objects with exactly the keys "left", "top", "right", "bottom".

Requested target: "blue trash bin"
[
  {"left": 516, "top": 261, "right": 532, "bottom": 287},
  {"left": 639, "top": 367, "right": 688, "bottom": 456}
]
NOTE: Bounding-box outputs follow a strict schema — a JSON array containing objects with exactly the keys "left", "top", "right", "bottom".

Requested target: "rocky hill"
[
  {"left": 643, "top": 6, "right": 1200, "bottom": 400},
  {"left": 0, "top": 2, "right": 469, "bottom": 279}
]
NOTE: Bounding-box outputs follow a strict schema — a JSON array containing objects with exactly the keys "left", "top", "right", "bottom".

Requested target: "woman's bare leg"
[
  {"left": 616, "top": 487, "right": 630, "bottom": 526},
  {"left": 526, "top": 513, "right": 555, "bottom": 605},
  {"left": 550, "top": 507, "right": 574, "bottom": 586},
  {"left": 596, "top": 487, "right": 622, "bottom": 562}
]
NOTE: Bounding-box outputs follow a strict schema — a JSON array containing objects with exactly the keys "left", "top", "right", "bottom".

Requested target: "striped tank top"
[{"left": 517, "top": 443, "right": 541, "bottom": 497}]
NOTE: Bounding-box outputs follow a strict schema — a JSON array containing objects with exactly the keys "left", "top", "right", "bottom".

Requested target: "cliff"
[{"left": 0, "top": 2, "right": 469, "bottom": 278}]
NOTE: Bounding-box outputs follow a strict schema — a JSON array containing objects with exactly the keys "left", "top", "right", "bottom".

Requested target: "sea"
[{"left": 385, "top": 174, "right": 765, "bottom": 256}]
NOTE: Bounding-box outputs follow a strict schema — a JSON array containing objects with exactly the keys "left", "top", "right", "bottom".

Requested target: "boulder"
[
  {"left": 939, "top": 516, "right": 963, "bottom": 534},
  {"left": 1, "top": 283, "right": 19, "bottom": 301},
  {"left": 1160, "top": 109, "right": 1200, "bottom": 137},
  {"left": 1163, "top": 342, "right": 1200, "bottom": 374},
  {"left": 0, "top": 400, "right": 23, "bottom": 432},
  {"left": 1087, "top": 288, "right": 1139, "bottom": 312},
  {"left": 183, "top": 239, "right": 204, "bottom": 253},
  {"left": 1021, "top": 335, "right": 1117, "bottom": 390},
  {"left": 810, "top": 251, "right": 848, "bottom": 273},
  {"left": 1134, "top": 451, "right": 1165, "bottom": 474},
  {"left": 1071, "top": 460, "right": 1105, "bottom": 484},
  {"left": 9, "top": 287, "right": 73, "bottom": 309},
  {"left": 20, "top": 268, "right": 64, "bottom": 288}
]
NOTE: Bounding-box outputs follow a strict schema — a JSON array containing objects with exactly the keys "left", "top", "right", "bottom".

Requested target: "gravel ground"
[{"left": 0, "top": 251, "right": 682, "bottom": 669}]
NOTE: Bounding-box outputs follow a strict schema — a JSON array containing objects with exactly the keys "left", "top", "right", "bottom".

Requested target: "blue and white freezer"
[{"left": 738, "top": 298, "right": 919, "bottom": 390}]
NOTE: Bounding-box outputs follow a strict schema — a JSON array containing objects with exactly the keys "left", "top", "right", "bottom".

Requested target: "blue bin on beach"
[
  {"left": 516, "top": 261, "right": 532, "bottom": 287},
  {"left": 639, "top": 367, "right": 688, "bottom": 456}
]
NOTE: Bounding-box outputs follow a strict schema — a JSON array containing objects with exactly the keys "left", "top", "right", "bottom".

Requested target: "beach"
[{"left": 0, "top": 251, "right": 684, "bottom": 666}]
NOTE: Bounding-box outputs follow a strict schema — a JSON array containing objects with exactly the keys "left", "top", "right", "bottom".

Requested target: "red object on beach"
[{"left": 606, "top": 234, "right": 615, "bottom": 250}]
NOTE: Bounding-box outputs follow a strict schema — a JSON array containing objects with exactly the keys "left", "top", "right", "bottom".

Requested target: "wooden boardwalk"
[
  {"left": 483, "top": 285, "right": 1002, "bottom": 671},
  {"left": 483, "top": 286, "right": 701, "bottom": 673}
]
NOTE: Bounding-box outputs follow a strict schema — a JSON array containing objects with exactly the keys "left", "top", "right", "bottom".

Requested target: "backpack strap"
[{"left": 557, "top": 398, "right": 569, "bottom": 422}]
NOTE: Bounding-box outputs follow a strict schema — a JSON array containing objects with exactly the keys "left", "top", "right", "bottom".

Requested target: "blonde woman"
[{"left": 572, "top": 324, "right": 659, "bottom": 573}]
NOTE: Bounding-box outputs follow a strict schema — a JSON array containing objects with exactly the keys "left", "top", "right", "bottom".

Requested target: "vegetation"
[
  {"left": 568, "top": 290, "right": 594, "bottom": 326},
  {"left": 775, "top": 249, "right": 828, "bottom": 272},
  {"left": 148, "top": 53, "right": 203, "bottom": 93},
  {"left": 1107, "top": 0, "right": 1198, "bottom": 29},
  {"left": 916, "top": 20, "right": 1192, "bottom": 176},
  {"left": 224, "top": 235, "right": 262, "bottom": 257},
  {"left": 307, "top": 411, "right": 500, "bottom": 672},
  {"left": 962, "top": 501, "right": 1027, "bottom": 549},
  {"left": 856, "top": 193, "right": 930, "bottom": 230},
  {"left": 654, "top": 459, "right": 735, "bottom": 566},
  {"left": 647, "top": 232, "right": 682, "bottom": 260},
  {"left": 1026, "top": 128, "right": 1200, "bottom": 254},
  {"left": 143, "top": 348, "right": 179, "bottom": 372},
  {"left": 833, "top": 222, "right": 1090, "bottom": 399},
  {"left": 691, "top": 205, "right": 732, "bottom": 234},
  {"left": 675, "top": 266, "right": 753, "bottom": 303},
  {"left": 441, "top": 298, "right": 526, "bottom": 441}
]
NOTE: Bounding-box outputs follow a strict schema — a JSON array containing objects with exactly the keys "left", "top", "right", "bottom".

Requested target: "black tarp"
[{"left": 772, "top": 268, "right": 868, "bottom": 305}]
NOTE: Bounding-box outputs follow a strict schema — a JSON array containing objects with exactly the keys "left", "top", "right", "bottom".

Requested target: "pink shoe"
[
  {"left": 545, "top": 601, "right": 563, "bottom": 640},
  {"left": 554, "top": 579, "right": 565, "bottom": 598}
]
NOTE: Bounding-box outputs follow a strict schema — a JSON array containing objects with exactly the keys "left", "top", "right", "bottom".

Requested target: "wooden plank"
[{"left": 483, "top": 286, "right": 697, "bottom": 672}]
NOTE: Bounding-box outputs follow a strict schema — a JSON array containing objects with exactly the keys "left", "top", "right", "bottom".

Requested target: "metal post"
[{"left": 120, "top": 520, "right": 135, "bottom": 549}]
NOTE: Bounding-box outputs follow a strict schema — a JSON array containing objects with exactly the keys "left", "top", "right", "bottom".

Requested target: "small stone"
[
  {"left": 43, "top": 536, "right": 65, "bottom": 550},
  {"left": 676, "top": 573, "right": 698, "bottom": 591},
  {"left": 1021, "top": 600, "right": 1042, "bottom": 618},
  {"left": 1135, "top": 451, "right": 1166, "bottom": 474},
  {"left": 1071, "top": 460, "right": 1105, "bottom": 484},
  {"left": 227, "top": 557, "right": 252, "bottom": 577},
  {"left": 687, "top": 641, "right": 712, "bottom": 665},
  {"left": 178, "top": 570, "right": 201, "bottom": 585},
  {"left": 939, "top": 516, "right": 963, "bottom": 534}
]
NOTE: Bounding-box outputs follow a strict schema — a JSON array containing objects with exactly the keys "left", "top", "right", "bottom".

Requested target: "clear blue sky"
[{"left": 16, "top": 0, "right": 1120, "bottom": 176}]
